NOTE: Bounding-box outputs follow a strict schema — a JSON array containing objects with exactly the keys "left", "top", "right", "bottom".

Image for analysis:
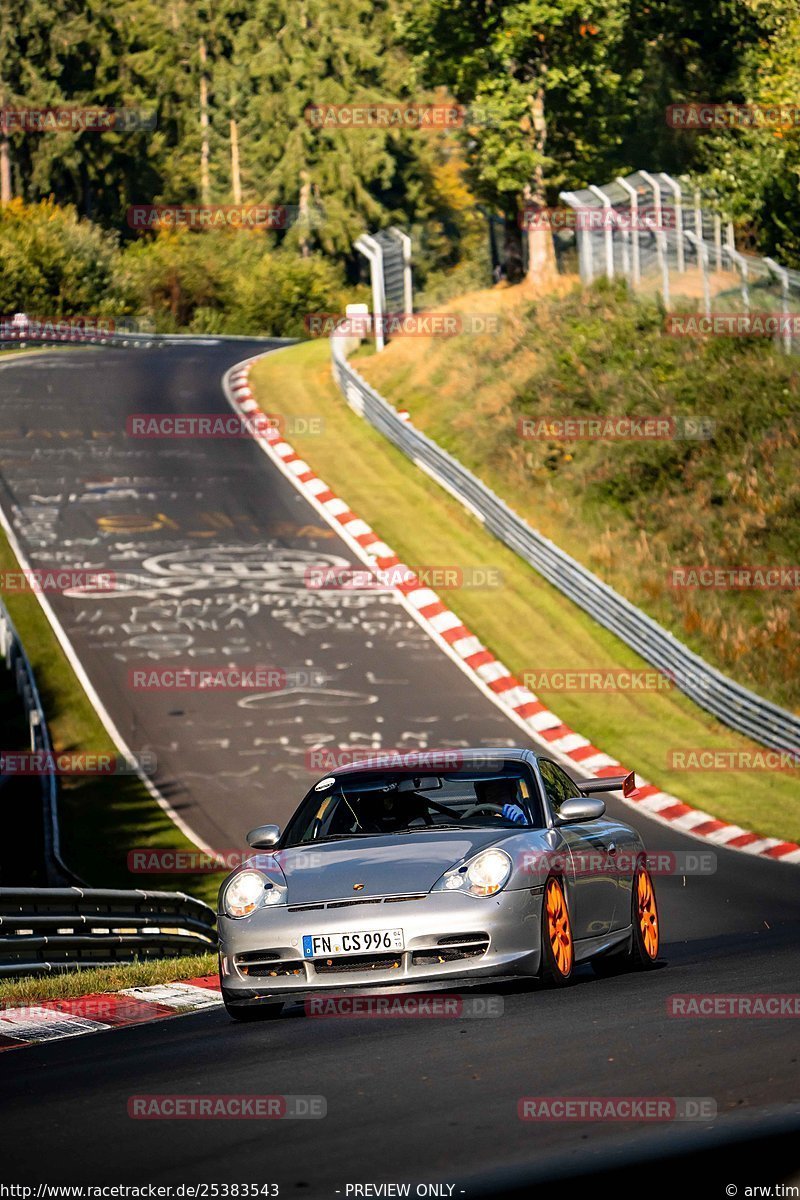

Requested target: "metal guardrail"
[
  {"left": 0, "top": 602, "right": 74, "bottom": 885},
  {"left": 331, "top": 337, "right": 800, "bottom": 754},
  {"left": 0, "top": 887, "right": 217, "bottom": 976}
]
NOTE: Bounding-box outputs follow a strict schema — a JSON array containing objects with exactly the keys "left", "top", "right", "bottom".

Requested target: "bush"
[
  {"left": 0, "top": 199, "right": 121, "bottom": 317},
  {"left": 229, "top": 250, "right": 352, "bottom": 338}
]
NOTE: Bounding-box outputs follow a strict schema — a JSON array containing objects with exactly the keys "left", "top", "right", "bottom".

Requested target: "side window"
[{"left": 538, "top": 760, "right": 581, "bottom": 816}]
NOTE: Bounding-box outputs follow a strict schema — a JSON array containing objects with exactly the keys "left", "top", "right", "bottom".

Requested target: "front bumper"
[{"left": 219, "top": 888, "right": 542, "bottom": 1007}]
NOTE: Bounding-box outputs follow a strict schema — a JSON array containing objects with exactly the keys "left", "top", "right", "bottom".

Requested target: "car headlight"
[
  {"left": 223, "top": 869, "right": 286, "bottom": 918},
  {"left": 434, "top": 848, "right": 512, "bottom": 898}
]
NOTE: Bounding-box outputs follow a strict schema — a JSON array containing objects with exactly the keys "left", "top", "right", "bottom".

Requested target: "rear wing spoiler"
[{"left": 581, "top": 770, "right": 637, "bottom": 798}]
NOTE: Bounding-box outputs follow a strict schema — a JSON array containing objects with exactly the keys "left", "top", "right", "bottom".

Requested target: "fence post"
[
  {"left": 660, "top": 173, "right": 684, "bottom": 273},
  {"left": 726, "top": 247, "right": 750, "bottom": 314},
  {"left": 615, "top": 177, "right": 640, "bottom": 286},
  {"left": 639, "top": 171, "right": 663, "bottom": 273},
  {"left": 685, "top": 231, "right": 711, "bottom": 317},
  {"left": 588, "top": 185, "right": 615, "bottom": 281},
  {"left": 713, "top": 213, "right": 723, "bottom": 272},
  {"left": 658, "top": 232, "right": 670, "bottom": 307},
  {"left": 764, "top": 257, "right": 791, "bottom": 353},
  {"left": 560, "top": 191, "right": 593, "bottom": 283},
  {"left": 354, "top": 235, "right": 385, "bottom": 352}
]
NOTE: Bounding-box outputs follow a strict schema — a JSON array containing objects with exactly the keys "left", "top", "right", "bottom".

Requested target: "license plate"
[{"left": 302, "top": 929, "right": 404, "bottom": 958}]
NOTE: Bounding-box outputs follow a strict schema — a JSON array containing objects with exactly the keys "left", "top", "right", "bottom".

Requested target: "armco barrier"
[
  {"left": 0, "top": 887, "right": 217, "bottom": 977},
  {"left": 0, "top": 601, "right": 73, "bottom": 885},
  {"left": 331, "top": 336, "right": 800, "bottom": 755}
]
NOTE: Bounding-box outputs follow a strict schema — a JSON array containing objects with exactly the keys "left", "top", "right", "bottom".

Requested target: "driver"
[
  {"left": 356, "top": 786, "right": 428, "bottom": 833},
  {"left": 473, "top": 778, "right": 527, "bottom": 824}
]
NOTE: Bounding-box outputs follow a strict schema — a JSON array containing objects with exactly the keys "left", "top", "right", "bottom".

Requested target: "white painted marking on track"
[
  {"left": 121, "top": 983, "right": 222, "bottom": 1009},
  {"left": 0, "top": 1007, "right": 110, "bottom": 1041}
]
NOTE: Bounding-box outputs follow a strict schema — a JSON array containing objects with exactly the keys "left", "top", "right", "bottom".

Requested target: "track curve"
[{"left": 0, "top": 341, "right": 797, "bottom": 1193}]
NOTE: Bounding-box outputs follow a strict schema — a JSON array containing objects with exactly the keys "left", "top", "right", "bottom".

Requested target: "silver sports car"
[{"left": 218, "top": 748, "right": 661, "bottom": 1020}]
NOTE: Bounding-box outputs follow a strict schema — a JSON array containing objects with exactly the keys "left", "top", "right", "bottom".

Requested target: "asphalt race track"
[
  {"left": 0, "top": 340, "right": 517, "bottom": 850},
  {"left": 0, "top": 342, "right": 798, "bottom": 1194}
]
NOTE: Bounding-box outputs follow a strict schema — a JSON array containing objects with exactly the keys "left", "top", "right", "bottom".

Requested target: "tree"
[
  {"left": 400, "top": 0, "right": 640, "bottom": 282},
  {"left": 695, "top": 0, "right": 800, "bottom": 266},
  {"left": 227, "top": 0, "right": 419, "bottom": 256}
]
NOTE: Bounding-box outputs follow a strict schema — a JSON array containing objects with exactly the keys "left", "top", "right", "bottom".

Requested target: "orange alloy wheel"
[
  {"left": 636, "top": 868, "right": 659, "bottom": 960},
  {"left": 545, "top": 877, "right": 573, "bottom": 977}
]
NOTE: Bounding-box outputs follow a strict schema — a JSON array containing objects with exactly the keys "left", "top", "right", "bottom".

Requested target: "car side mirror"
[
  {"left": 555, "top": 797, "right": 606, "bottom": 825},
  {"left": 246, "top": 823, "right": 282, "bottom": 849}
]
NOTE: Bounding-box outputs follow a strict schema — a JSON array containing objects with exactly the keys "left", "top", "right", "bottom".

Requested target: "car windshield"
[{"left": 281, "top": 767, "right": 543, "bottom": 846}]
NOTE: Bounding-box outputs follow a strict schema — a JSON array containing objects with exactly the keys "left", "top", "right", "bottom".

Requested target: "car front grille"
[
  {"left": 411, "top": 933, "right": 490, "bottom": 966},
  {"left": 234, "top": 949, "right": 307, "bottom": 979},
  {"left": 313, "top": 953, "right": 403, "bottom": 975}
]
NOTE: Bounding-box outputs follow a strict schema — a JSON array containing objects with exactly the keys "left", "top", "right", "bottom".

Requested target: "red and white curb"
[
  {"left": 0, "top": 975, "right": 221, "bottom": 1053},
  {"left": 224, "top": 357, "right": 800, "bottom": 867}
]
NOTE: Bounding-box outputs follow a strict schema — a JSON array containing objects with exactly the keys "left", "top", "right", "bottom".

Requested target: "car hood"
[{"left": 267, "top": 830, "right": 507, "bottom": 904}]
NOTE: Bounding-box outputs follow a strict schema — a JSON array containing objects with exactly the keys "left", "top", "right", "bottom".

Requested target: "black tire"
[
  {"left": 591, "top": 863, "right": 661, "bottom": 977},
  {"left": 540, "top": 875, "right": 575, "bottom": 987}
]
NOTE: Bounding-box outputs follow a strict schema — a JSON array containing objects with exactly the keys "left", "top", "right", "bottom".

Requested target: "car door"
[{"left": 537, "top": 760, "right": 619, "bottom": 940}]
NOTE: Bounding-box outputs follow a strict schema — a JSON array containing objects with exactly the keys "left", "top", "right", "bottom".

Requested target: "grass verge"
[
  {"left": 0, "top": 953, "right": 217, "bottom": 1008},
  {"left": 249, "top": 338, "right": 800, "bottom": 844},
  {"left": 357, "top": 280, "right": 800, "bottom": 712}
]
